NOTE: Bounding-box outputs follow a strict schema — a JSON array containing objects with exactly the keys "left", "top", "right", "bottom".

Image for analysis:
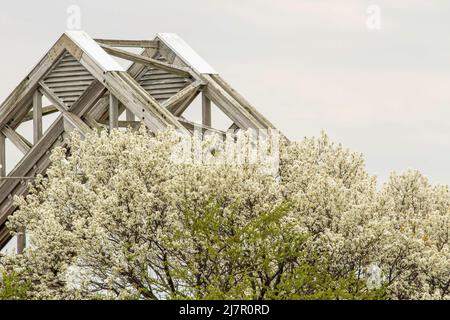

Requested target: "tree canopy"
[{"left": 1, "top": 128, "right": 449, "bottom": 300}]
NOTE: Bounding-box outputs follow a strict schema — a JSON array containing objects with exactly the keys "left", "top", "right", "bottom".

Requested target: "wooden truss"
[{"left": 0, "top": 31, "right": 277, "bottom": 251}]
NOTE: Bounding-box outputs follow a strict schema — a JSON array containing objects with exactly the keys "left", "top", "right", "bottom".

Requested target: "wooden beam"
[
  {"left": 38, "top": 82, "right": 68, "bottom": 113},
  {"left": 104, "top": 71, "right": 189, "bottom": 134},
  {"left": 39, "top": 82, "right": 92, "bottom": 136},
  {"left": 22, "top": 105, "right": 59, "bottom": 122},
  {"left": 202, "top": 93, "right": 212, "bottom": 127},
  {"left": 17, "top": 228, "right": 26, "bottom": 254},
  {"left": 99, "top": 120, "right": 141, "bottom": 129},
  {"left": 109, "top": 94, "right": 119, "bottom": 130},
  {"left": 163, "top": 80, "right": 203, "bottom": 114},
  {"left": 228, "top": 123, "right": 240, "bottom": 133},
  {"left": 126, "top": 109, "right": 135, "bottom": 122},
  {"left": 176, "top": 117, "right": 227, "bottom": 137},
  {"left": 1, "top": 126, "right": 32, "bottom": 155},
  {"left": 89, "top": 50, "right": 151, "bottom": 123},
  {"left": 94, "top": 39, "right": 159, "bottom": 49},
  {"left": 0, "top": 226, "right": 10, "bottom": 250},
  {"left": 84, "top": 116, "right": 104, "bottom": 132},
  {"left": 0, "top": 132, "right": 5, "bottom": 177},
  {"left": 0, "top": 35, "right": 66, "bottom": 130},
  {"left": 210, "top": 74, "right": 276, "bottom": 129},
  {"left": 100, "top": 45, "right": 192, "bottom": 77},
  {"left": 169, "top": 90, "right": 200, "bottom": 118},
  {"left": 0, "top": 117, "right": 64, "bottom": 202},
  {"left": 63, "top": 112, "right": 92, "bottom": 136},
  {"left": 202, "top": 75, "right": 263, "bottom": 130},
  {"left": 0, "top": 117, "right": 65, "bottom": 246},
  {"left": 33, "top": 91, "right": 43, "bottom": 144},
  {"left": 70, "top": 80, "right": 107, "bottom": 116}
]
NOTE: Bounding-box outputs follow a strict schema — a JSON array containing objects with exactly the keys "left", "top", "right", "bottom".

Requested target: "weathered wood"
[
  {"left": 176, "top": 117, "right": 227, "bottom": 137},
  {"left": 33, "top": 91, "right": 43, "bottom": 144},
  {"left": 0, "top": 34, "right": 67, "bottom": 130},
  {"left": 95, "top": 39, "right": 159, "bottom": 48},
  {"left": 126, "top": 109, "right": 135, "bottom": 122},
  {"left": 0, "top": 226, "right": 10, "bottom": 250},
  {"left": 17, "top": 229, "right": 26, "bottom": 254},
  {"left": 63, "top": 112, "right": 92, "bottom": 136},
  {"left": 100, "top": 45, "right": 192, "bottom": 77},
  {"left": 70, "top": 80, "right": 107, "bottom": 116},
  {"left": 202, "top": 75, "right": 263, "bottom": 129},
  {"left": 1, "top": 126, "right": 32, "bottom": 155},
  {"left": 228, "top": 123, "right": 240, "bottom": 133},
  {"left": 109, "top": 94, "right": 119, "bottom": 130},
  {"left": 170, "top": 90, "right": 200, "bottom": 118},
  {"left": 0, "top": 116, "right": 64, "bottom": 218},
  {"left": 99, "top": 120, "right": 141, "bottom": 129},
  {"left": 39, "top": 82, "right": 93, "bottom": 136},
  {"left": 38, "top": 82, "right": 68, "bottom": 113},
  {"left": 104, "top": 71, "right": 189, "bottom": 134},
  {"left": 210, "top": 74, "right": 275, "bottom": 129},
  {"left": 22, "top": 105, "right": 59, "bottom": 123},
  {"left": 0, "top": 133, "right": 5, "bottom": 177},
  {"left": 163, "top": 80, "right": 203, "bottom": 114},
  {"left": 94, "top": 55, "right": 149, "bottom": 123},
  {"left": 0, "top": 117, "right": 65, "bottom": 249},
  {"left": 42, "top": 53, "right": 95, "bottom": 109},
  {"left": 202, "top": 93, "right": 212, "bottom": 127}
]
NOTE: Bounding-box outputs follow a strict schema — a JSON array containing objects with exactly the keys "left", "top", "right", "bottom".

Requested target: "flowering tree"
[
  {"left": 375, "top": 171, "right": 450, "bottom": 299},
  {"left": 0, "top": 128, "right": 448, "bottom": 300}
]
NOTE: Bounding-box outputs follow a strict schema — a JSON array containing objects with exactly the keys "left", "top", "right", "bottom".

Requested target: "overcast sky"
[{"left": 0, "top": 0, "right": 449, "bottom": 186}]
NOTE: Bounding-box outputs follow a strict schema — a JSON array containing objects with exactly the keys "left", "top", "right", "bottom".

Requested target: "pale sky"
[{"left": 0, "top": 0, "right": 449, "bottom": 185}]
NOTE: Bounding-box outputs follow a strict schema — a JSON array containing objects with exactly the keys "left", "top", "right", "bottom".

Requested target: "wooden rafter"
[
  {"left": 22, "top": 105, "right": 59, "bottom": 122},
  {"left": 211, "top": 74, "right": 275, "bottom": 129},
  {"left": 0, "top": 116, "right": 65, "bottom": 248},
  {"left": 39, "top": 82, "right": 92, "bottom": 136},
  {"left": 1, "top": 126, "right": 32, "bottom": 155},
  {"left": 163, "top": 80, "right": 203, "bottom": 114},
  {"left": 95, "top": 39, "right": 159, "bottom": 48},
  {"left": 100, "top": 44, "right": 192, "bottom": 77},
  {"left": 0, "top": 35, "right": 67, "bottom": 129},
  {"left": 169, "top": 90, "right": 200, "bottom": 118},
  {"left": 201, "top": 75, "right": 265, "bottom": 129},
  {"left": 228, "top": 123, "right": 240, "bottom": 133},
  {"left": 104, "top": 71, "right": 189, "bottom": 134},
  {"left": 99, "top": 120, "right": 141, "bottom": 129},
  {"left": 176, "top": 117, "right": 227, "bottom": 137}
]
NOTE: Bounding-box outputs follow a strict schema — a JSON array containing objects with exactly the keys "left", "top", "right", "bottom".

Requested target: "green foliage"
[
  {"left": 0, "top": 272, "right": 29, "bottom": 300},
  {"left": 4, "top": 129, "right": 429, "bottom": 300},
  {"left": 264, "top": 260, "right": 388, "bottom": 300},
  {"left": 169, "top": 200, "right": 387, "bottom": 300}
]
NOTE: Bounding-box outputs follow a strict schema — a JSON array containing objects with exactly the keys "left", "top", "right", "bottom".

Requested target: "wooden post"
[
  {"left": 21, "top": 91, "right": 37, "bottom": 254},
  {"left": 202, "top": 93, "right": 211, "bottom": 127},
  {"left": 17, "top": 229, "right": 26, "bottom": 254},
  {"left": 0, "top": 132, "right": 5, "bottom": 177},
  {"left": 126, "top": 109, "right": 135, "bottom": 122},
  {"left": 109, "top": 93, "right": 119, "bottom": 130},
  {"left": 33, "top": 91, "right": 43, "bottom": 144}
]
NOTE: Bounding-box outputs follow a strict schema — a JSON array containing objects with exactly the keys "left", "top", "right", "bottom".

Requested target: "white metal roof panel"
[
  {"left": 157, "top": 33, "right": 217, "bottom": 74},
  {"left": 65, "top": 31, "right": 125, "bottom": 72}
]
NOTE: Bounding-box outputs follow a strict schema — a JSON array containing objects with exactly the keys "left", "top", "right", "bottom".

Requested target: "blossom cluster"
[{"left": 0, "top": 128, "right": 448, "bottom": 299}]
